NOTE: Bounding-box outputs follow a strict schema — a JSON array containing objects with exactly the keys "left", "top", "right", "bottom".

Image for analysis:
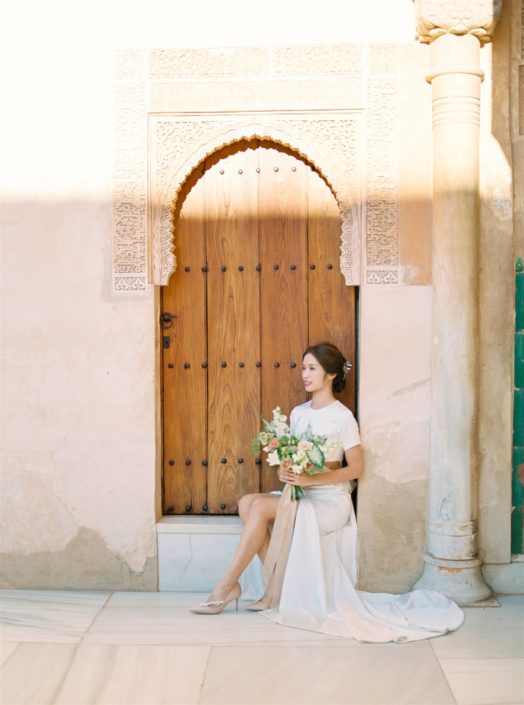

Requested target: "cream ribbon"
[
  {"left": 260, "top": 483, "right": 299, "bottom": 608},
  {"left": 259, "top": 461, "right": 343, "bottom": 607}
]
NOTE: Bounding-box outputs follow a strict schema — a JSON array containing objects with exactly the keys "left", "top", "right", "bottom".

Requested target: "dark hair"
[{"left": 303, "top": 341, "right": 348, "bottom": 393}]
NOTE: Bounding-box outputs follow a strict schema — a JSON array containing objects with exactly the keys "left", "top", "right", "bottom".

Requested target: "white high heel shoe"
[{"left": 190, "top": 583, "right": 241, "bottom": 614}]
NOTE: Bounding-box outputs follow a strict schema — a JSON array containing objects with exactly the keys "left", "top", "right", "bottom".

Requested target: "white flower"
[
  {"left": 269, "top": 407, "right": 289, "bottom": 437},
  {"left": 267, "top": 451, "right": 280, "bottom": 466},
  {"left": 298, "top": 440, "right": 313, "bottom": 451},
  {"left": 326, "top": 441, "right": 341, "bottom": 451},
  {"left": 272, "top": 407, "right": 287, "bottom": 423},
  {"left": 291, "top": 464, "right": 304, "bottom": 474}
]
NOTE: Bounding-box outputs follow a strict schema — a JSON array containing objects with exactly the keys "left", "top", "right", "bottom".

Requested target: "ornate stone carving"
[
  {"left": 365, "top": 46, "right": 401, "bottom": 284},
  {"left": 414, "top": 0, "right": 502, "bottom": 45},
  {"left": 366, "top": 270, "right": 400, "bottom": 285},
  {"left": 115, "top": 49, "right": 145, "bottom": 80},
  {"left": 148, "top": 48, "right": 268, "bottom": 80},
  {"left": 113, "top": 45, "right": 402, "bottom": 292},
  {"left": 146, "top": 45, "right": 363, "bottom": 80},
  {"left": 149, "top": 114, "right": 362, "bottom": 286},
  {"left": 113, "top": 83, "right": 147, "bottom": 292},
  {"left": 273, "top": 44, "right": 362, "bottom": 76}
]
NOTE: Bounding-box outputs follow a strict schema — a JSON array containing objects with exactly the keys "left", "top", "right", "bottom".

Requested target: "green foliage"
[{"left": 306, "top": 443, "right": 325, "bottom": 468}]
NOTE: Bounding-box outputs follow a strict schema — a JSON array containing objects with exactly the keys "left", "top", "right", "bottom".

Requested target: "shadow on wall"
[{"left": 1, "top": 190, "right": 433, "bottom": 593}]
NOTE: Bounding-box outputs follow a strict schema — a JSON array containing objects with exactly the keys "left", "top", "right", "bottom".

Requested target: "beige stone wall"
[
  {"left": 0, "top": 199, "right": 159, "bottom": 588},
  {"left": 357, "top": 42, "right": 433, "bottom": 590},
  {"left": 0, "top": 0, "right": 515, "bottom": 591},
  {"left": 478, "top": 4, "right": 515, "bottom": 566}
]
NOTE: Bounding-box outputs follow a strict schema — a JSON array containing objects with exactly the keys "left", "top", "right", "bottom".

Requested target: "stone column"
[{"left": 413, "top": 1, "right": 501, "bottom": 604}]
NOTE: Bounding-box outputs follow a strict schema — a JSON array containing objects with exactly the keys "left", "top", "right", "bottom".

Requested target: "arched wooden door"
[{"left": 161, "top": 140, "right": 356, "bottom": 515}]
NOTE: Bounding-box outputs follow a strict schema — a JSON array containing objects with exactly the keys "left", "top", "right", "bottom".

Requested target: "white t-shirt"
[{"left": 289, "top": 400, "right": 361, "bottom": 462}]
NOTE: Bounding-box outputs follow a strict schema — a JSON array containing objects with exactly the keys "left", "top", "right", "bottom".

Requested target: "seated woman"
[{"left": 191, "top": 342, "right": 464, "bottom": 643}]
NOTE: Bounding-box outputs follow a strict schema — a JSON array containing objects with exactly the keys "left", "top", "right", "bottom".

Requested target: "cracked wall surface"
[{"left": 0, "top": 528, "right": 157, "bottom": 590}]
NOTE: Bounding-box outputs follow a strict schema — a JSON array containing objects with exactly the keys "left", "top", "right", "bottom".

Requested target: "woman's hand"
[
  {"left": 278, "top": 466, "right": 314, "bottom": 486},
  {"left": 278, "top": 453, "right": 363, "bottom": 488}
]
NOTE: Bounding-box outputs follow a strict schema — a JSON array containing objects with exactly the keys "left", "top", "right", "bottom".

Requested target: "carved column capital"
[{"left": 413, "top": 0, "right": 502, "bottom": 45}]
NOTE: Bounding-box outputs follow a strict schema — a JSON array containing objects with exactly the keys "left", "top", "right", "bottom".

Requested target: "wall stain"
[
  {"left": 0, "top": 527, "right": 158, "bottom": 590},
  {"left": 391, "top": 378, "right": 429, "bottom": 397},
  {"left": 357, "top": 473, "right": 428, "bottom": 593}
]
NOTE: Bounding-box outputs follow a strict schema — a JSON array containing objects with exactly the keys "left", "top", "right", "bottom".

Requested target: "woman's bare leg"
[
  {"left": 238, "top": 493, "right": 273, "bottom": 563},
  {"left": 208, "top": 494, "right": 279, "bottom": 601}
]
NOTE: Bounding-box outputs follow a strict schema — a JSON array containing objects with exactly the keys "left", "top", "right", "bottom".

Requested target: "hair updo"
[{"left": 303, "top": 341, "right": 349, "bottom": 393}]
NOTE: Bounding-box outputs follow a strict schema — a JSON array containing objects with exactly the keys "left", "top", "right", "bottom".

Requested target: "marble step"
[{"left": 157, "top": 516, "right": 250, "bottom": 592}]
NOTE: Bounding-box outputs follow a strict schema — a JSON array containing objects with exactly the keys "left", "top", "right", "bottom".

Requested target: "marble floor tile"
[
  {"left": 84, "top": 603, "right": 335, "bottom": 645},
  {"left": 439, "top": 658, "right": 524, "bottom": 705},
  {"left": 0, "top": 590, "right": 110, "bottom": 643},
  {"left": 53, "top": 644, "right": 210, "bottom": 705},
  {"left": 84, "top": 593, "right": 338, "bottom": 645},
  {"left": 105, "top": 591, "right": 205, "bottom": 608},
  {"left": 200, "top": 643, "right": 456, "bottom": 705},
  {"left": 0, "top": 643, "right": 77, "bottom": 705},
  {"left": 0, "top": 642, "right": 19, "bottom": 667},
  {"left": 431, "top": 597, "right": 524, "bottom": 660}
]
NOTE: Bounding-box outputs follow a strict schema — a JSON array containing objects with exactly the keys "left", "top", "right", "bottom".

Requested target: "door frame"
[{"left": 155, "top": 137, "right": 361, "bottom": 518}]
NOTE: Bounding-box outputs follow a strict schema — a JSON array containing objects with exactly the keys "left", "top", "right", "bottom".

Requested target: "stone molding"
[
  {"left": 113, "top": 45, "right": 401, "bottom": 292},
  {"left": 113, "top": 82, "right": 147, "bottom": 292},
  {"left": 414, "top": 0, "right": 502, "bottom": 45},
  {"left": 366, "top": 70, "right": 400, "bottom": 284},
  {"left": 149, "top": 113, "right": 362, "bottom": 286}
]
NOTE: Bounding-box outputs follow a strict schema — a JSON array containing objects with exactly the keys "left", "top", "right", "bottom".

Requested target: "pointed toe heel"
[{"left": 190, "top": 583, "right": 241, "bottom": 615}]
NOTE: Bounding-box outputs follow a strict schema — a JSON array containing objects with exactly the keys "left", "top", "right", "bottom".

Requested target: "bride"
[{"left": 190, "top": 342, "right": 464, "bottom": 643}]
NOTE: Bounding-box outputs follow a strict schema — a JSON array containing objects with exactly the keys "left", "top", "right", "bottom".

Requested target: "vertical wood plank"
[
  {"left": 206, "top": 146, "right": 261, "bottom": 512},
  {"left": 162, "top": 172, "right": 207, "bottom": 514},
  {"left": 259, "top": 146, "right": 308, "bottom": 492},
  {"left": 307, "top": 168, "right": 356, "bottom": 412},
  {"left": 162, "top": 144, "right": 357, "bottom": 515}
]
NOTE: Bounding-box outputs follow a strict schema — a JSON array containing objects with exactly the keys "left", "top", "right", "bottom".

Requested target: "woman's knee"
[
  {"left": 238, "top": 493, "right": 258, "bottom": 520},
  {"left": 250, "top": 495, "right": 277, "bottom": 521}
]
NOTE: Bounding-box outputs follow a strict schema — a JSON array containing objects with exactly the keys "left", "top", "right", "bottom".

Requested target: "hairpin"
[{"left": 343, "top": 360, "right": 352, "bottom": 378}]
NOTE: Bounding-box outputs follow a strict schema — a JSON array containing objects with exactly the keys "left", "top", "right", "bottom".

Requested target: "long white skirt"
[{"left": 239, "top": 484, "right": 464, "bottom": 643}]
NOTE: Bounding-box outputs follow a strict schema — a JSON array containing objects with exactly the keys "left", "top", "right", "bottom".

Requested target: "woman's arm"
[{"left": 278, "top": 444, "right": 364, "bottom": 487}]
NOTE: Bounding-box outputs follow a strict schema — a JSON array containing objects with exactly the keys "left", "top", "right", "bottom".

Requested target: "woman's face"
[{"left": 302, "top": 353, "right": 335, "bottom": 393}]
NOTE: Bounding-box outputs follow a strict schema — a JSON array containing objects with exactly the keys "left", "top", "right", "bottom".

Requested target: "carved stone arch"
[{"left": 148, "top": 115, "right": 362, "bottom": 286}]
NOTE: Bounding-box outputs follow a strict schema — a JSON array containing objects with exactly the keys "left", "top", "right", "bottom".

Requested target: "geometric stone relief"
[
  {"left": 365, "top": 45, "right": 400, "bottom": 285},
  {"left": 149, "top": 112, "right": 362, "bottom": 286},
  {"left": 113, "top": 44, "right": 401, "bottom": 293},
  {"left": 147, "top": 44, "right": 363, "bottom": 80},
  {"left": 113, "top": 82, "right": 147, "bottom": 292}
]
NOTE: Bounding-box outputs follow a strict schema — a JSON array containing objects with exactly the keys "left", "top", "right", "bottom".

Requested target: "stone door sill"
[{"left": 156, "top": 515, "right": 243, "bottom": 535}]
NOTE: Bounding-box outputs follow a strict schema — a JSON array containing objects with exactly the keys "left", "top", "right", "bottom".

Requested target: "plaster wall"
[
  {"left": 478, "top": 7, "right": 515, "bottom": 566},
  {"left": 1, "top": 199, "right": 159, "bottom": 587},
  {"left": 0, "top": 0, "right": 515, "bottom": 591},
  {"left": 358, "top": 286, "right": 432, "bottom": 591}
]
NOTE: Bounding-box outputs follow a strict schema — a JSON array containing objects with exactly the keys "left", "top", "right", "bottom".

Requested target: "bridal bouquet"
[{"left": 252, "top": 406, "right": 340, "bottom": 500}]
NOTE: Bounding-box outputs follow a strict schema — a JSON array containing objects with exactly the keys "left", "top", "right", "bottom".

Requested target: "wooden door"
[{"left": 161, "top": 140, "right": 356, "bottom": 515}]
